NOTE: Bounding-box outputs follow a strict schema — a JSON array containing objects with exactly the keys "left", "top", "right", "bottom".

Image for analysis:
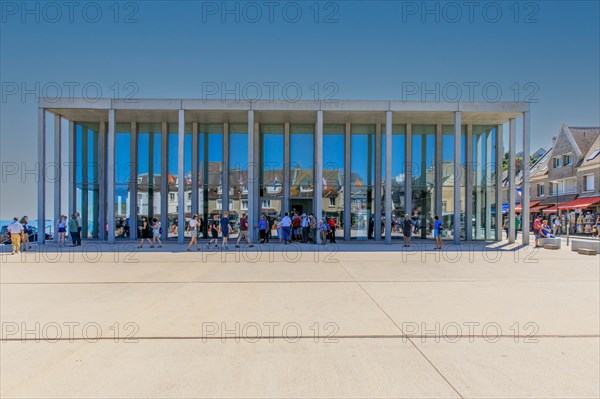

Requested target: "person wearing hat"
[{"left": 533, "top": 215, "right": 543, "bottom": 247}]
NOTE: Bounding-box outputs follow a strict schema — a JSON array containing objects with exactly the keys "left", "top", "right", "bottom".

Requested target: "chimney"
[{"left": 551, "top": 136, "right": 557, "bottom": 148}]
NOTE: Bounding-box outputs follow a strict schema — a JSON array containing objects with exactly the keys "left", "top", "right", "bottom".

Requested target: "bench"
[
  {"left": 571, "top": 239, "right": 600, "bottom": 253},
  {"left": 539, "top": 237, "right": 561, "bottom": 249},
  {"left": 577, "top": 248, "right": 598, "bottom": 256}
]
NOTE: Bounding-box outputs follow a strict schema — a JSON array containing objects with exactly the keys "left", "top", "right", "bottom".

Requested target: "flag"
[{"left": 323, "top": 176, "right": 329, "bottom": 190}]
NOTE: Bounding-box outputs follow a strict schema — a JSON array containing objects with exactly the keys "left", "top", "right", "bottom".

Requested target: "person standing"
[
  {"left": 433, "top": 216, "right": 442, "bottom": 250},
  {"left": 318, "top": 218, "right": 329, "bottom": 245},
  {"left": 235, "top": 213, "right": 254, "bottom": 248},
  {"left": 138, "top": 216, "right": 152, "bottom": 248},
  {"left": 328, "top": 216, "right": 337, "bottom": 243},
  {"left": 258, "top": 214, "right": 268, "bottom": 243},
  {"left": 7, "top": 217, "right": 24, "bottom": 255},
  {"left": 187, "top": 214, "right": 200, "bottom": 251},
  {"left": 533, "top": 215, "right": 542, "bottom": 247},
  {"left": 402, "top": 214, "right": 413, "bottom": 247},
  {"left": 281, "top": 212, "right": 292, "bottom": 244},
  {"left": 68, "top": 214, "right": 81, "bottom": 246},
  {"left": 76, "top": 212, "right": 82, "bottom": 239},
  {"left": 292, "top": 212, "right": 301, "bottom": 241},
  {"left": 220, "top": 212, "right": 231, "bottom": 250},
  {"left": 151, "top": 217, "right": 162, "bottom": 248},
  {"left": 57, "top": 215, "right": 67, "bottom": 246},
  {"left": 309, "top": 213, "right": 317, "bottom": 244},
  {"left": 553, "top": 217, "right": 562, "bottom": 235},
  {"left": 301, "top": 213, "right": 310, "bottom": 243},
  {"left": 207, "top": 214, "right": 220, "bottom": 249},
  {"left": 275, "top": 217, "right": 283, "bottom": 243}
]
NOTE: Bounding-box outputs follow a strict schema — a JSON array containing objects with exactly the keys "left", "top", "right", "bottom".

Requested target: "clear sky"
[{"left": 1, "top": 0, "right": 599, "bottom": 219}]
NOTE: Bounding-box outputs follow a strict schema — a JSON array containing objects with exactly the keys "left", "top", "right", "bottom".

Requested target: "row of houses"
[{"left": 504, "top": 125, "right": 600, "bottom": 235}]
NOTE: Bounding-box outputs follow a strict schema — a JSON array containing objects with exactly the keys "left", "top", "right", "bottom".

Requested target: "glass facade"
[{"left": 67, "top": 110, "right": 504, "bottom": 244}]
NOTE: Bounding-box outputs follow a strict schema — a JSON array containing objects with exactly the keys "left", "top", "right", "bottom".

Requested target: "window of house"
[
  {"left": 550, "top": 182, "right": 558, "bottom": 195},
  {"left": 261, "top": 199, "right": 271, "bottom": 209},
  {"left": 584, "top": 175, "right": 595, "bottom": 192},
  {"left": 169, "top": 193, "right": 175, "bottom": 202},
  {"left": 537, "top": 183, "right": 545, "bottom": 197},
  {"left": 563, "top": 154, "right": 572, "bottom": 166},
  {"left": 216, "top": 199, "right": 222, "bottom": 210},
  {"left": 241, "top": 200, "right": 248, "bottom": 210},
  {"left": 329, "top": 197, "right": 336, "bottom": 207},
  {"left": 553, "top": 157, "right": 562, "bottom": 168},
  {"left": 588, "top": 149, "right": 600, "bottom": 161}
]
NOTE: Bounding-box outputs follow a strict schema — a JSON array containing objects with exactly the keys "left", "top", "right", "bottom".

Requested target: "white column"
[
  {"left": 385, "top": 111, "right": 392, "bottom": 244},
  {"left": 98, "top": 121, "right": 107, "bottom": 241},
  {"left": 435, "top": 123, "right": 443, "bottom": 221},
  {"left": 465, "top": 124, "right": 473, "bottom": 241},
  {"left": 129, "top": 122, "right": 138, "bottom": 240},
  {"left": 161, "top": 122, "right": 168, "bottom": 241},
  {"left": 68, "top": 120, "right": 76, "bottom": 218},
  {"left": 54, "top": 115, "right": 62, "bottom": 241},
  {"left": 191, "top": 123, "right": 199, "bottom": 218},
  {"left": 315, "top": 111, "right": 324, "bottom": 243},
  {"left": 405, "top": 124, "right": 412, "bottom": 220},
  {"left": 178, "top": 109, "right": 185, "bottom": 244},
  {"left": 453, "top": 112, "right": 461, "bottom": 244},
  {"left": 107, "top": 109, "right": 116, "bottom": 242},
  {"left": 485, "top": 129, "right": 493, "bottom": 240},
  {"left": 495, "top": 124, "right": 503, "bottom": 241},
  {"left": 374, "top": 123, "right": 382, "bottom": 240},
  {"left": 37, "top": 108, "right": 46, "bottom": 244},
  {"left": 222, "top": 122, "right": 230, "bottom": 213},
  {"left": 522, "top": 111, "right": 531, "bottom": 245},
  {"left": 283, "top": 122, "right": 290, "bottom": 212},
  {"left": 247, "top": 110, "right": 257, "bottom": 242},
  {"left": 344, "top": 122, "right": 351, "bottom": 240},
  {"left": 508, "top": 118, "right": 517, "bottom": 243}
]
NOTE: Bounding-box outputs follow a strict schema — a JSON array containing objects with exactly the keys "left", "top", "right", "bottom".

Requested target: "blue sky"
[{"left": 1, "top": 0, "right": 599, "bottom": 219}]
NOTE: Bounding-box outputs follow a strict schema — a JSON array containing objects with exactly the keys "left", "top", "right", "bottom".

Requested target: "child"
[{"left": 433, "top": 216, "right": 442, "bottom": 250}]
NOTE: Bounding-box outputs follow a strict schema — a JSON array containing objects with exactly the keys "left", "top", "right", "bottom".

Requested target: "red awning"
[
  {"left": 560, "top": 196, "right": 600, "bottom": 210},
  {"left": 530, "top": 205, "right": 549, "bottom": 213},
  {"left": 515, "top": 201, "right": 541, "bottom": 212}
]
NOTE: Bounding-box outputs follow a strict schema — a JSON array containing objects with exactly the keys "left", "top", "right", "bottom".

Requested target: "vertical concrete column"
[
  {"left": 522, "top": 111, "right": 531, "bottom": 245},
  {"left": 465, "top": 124, "right": 473, "bottom": 241},
  {"left": 344, "top": 122, "right": 351, "bottom": 240},
  {"left": 130, "top": 122, "right": 138, "bottom": 240},
  {"left": 178, "top": 110, "right": 186, "bottom": 244},
  {"left": 37, "top": 108, "right": 46, "bottom": 244},
  {"left": 283, "top": 122, "right": 290, "bottom": 211},
  {"left": 98, "top": 121, "right": 107, "bottom": 241},
  {"left": 191, "top": 123, "right": 199, "bottom": 217},
  {"left": 405, "top": 124, "right": 412, "bottom": 221},
  {"left": 222, "top": 122, "right": 230, "bottom": 213},
  {"left": 385, "top": 111, "right": 392, "bottom": 244},
  {"left": 54, "top": 115, "right": 62, "bottom": 241},
  {"left": 453, "top": 112, "right": 461, "bottom": 244},
  {"left": 435, "top": 123, "right": 443, "bottom": 221},
  {"left": 247, "top": 110, "right": 257, "bottom": 242},
  {"left": 508, "top": 118, "right": 517, "bottom": 243},
  {"left": 315, "top": 111, "right": 324, "bottom": 243},
  {"left": 475, "top": 131, "right": 483, "bottom": 239},
  {"left": 68, "top": 120, "right": 76, "bottom": 218},
  {"left": 495, "top": 124, "right": 503, "bottom": 242},
  {"left": 161, "top": 122, "right": 168, "bottom": 241},
  {"left": 485, "top": 129, "right": 493, "bottom": 240},
  {"left": 374, "top": 123, "right": 382, "bottom": 241},
  {"left": 254, "top": 121, "right": 260, "bottom": 241},
  {"left": 107, "top": 109, "right": 116, "bottom": 243}
]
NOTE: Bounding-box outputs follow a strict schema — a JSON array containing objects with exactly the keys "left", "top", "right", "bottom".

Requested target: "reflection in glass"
[
  {"left": 322, "top": 125, "right": 345, "bottom": 239},
  {"left": 472, "top": 125, "right": 497, "bottom": 240},
  {"left": 260, "top": 124, "right": 284, "bottom": 198},
  {"left": 229, "top": 124, "right": 248, "bottom": 236},
  {"left": 114, "top": 123, "right": 131, "bottom": 239},
  {"left": 75, "top": 122, "right": 100, "bottom": 239},
  {"left": 351, "top": 125, "right": 375, "bottom": 239},
  {"left": 198, "top": 124, "right": 223, "bottom": 238},
  {"left": 411, "top": 125, "right": 436, "bottom": 239},
  {"left": 137, "top": 123, "right": 162, "bottom": 232},
  {"left": 381, "top": 125, "right": 406, "bottom": 238},
  {"left": 290, "top": 124, "right": 314, "bottom": 199},
  {"left": 441, "top": 125, "right": 467, "bottom": 240}
]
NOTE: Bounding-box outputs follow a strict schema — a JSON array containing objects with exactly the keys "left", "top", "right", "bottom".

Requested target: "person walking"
[
  {"left": 503, "top": 216, "right": 510, "bottom": 239},
  {"left": 235, "top": 213, "right": 254, "bottom": 248},
  {"left": 309, "top": 213, "right": 317, "bottom": 244},
  {"left": 19, "top": 216, "right": 32, "bottom": 251},
  {"left": 433, "top": 215, "right": 442, "bottom": 250},
  {"left": 220, "top": 212, "right": 231, "bottom": 250},
  {"left": 150, "top": 217, "right": 162, "bottom": 248},
  {"left": 57, "top": 215, "right": 67, "bottom": 246},
  {"left": 187, "top": 214, "right": 200, "bottom": 251},
  {"left": 7, "top": 217, "right": 24, "bottom": 255},
  {"left": 207, "top": 214, "right": 220, "bottom": 249},
  {"left": 68, "top": 214, "right": 81, "bottom": 246},
  {"left": 258, "top": 214, "right": 268, "bottom": 243},
  {"left": 402, "top": 214, "right": 414, "bottom": 247},
  {"left": 328, "top": 216, "right": 337, "bottom": 243},
  {"left": 318, "top": 218, "right": 329, "bottom": 245},
  {"left": 275, "top": 217, "right": 283, "bottom": 243},
  {"left": 138, "top": 216, "right": 152, "bottom": 248},
  {"left": 281, "top": 212, "right": 292, "bottom": 244},
  {"left": 292, "top": 212, "right": 301, "bottom": 241}
]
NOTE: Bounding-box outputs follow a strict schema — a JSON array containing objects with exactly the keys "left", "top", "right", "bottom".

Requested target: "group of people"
[{"left": 5, "top": 216, "right": 33, "bottom": 255}]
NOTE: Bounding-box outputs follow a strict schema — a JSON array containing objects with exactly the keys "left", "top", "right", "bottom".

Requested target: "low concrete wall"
[
  {"left": 571, "top": 240, "right": 600, "bottom": 252},
  {"left": 540, "top": 238, "right": 561, "bottom": 249}
]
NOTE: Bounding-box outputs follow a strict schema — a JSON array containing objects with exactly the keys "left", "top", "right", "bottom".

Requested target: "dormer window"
[
  {"left": 563, "top": 154, "right": 572, "bottom": 166},
  {"left": 553, "top": 157, "right": 562, "bottom": 168}
]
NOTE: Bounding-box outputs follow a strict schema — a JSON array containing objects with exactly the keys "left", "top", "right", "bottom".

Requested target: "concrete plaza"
[{"left": 1, "top": 241, "right": 599, "bottom": 398}]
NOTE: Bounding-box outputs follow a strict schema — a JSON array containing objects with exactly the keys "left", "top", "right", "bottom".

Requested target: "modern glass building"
[{"left": 37, "top": 99, "right": 531, "bottom": 244}]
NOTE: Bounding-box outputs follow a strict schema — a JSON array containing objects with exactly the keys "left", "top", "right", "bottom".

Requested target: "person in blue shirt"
[
  {"left": 220, "top": 212, "right": 231, "bottom": 250},
  {"left": 258, "top": 214, "right": 268, "bottom": 243},
  {"left": 433, "top": 215, "right": 443, "bottom": 250}
]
